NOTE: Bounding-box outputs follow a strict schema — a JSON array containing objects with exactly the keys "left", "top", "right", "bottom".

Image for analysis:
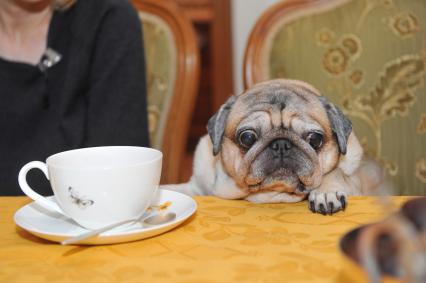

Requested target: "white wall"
[{"left": 231, "top": 0, "right": 281, "bottom": 95}]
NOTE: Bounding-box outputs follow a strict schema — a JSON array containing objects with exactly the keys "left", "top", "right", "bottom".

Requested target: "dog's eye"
[
  {"left": 307, "top": 132, "right": 323, "bottom": 150},
  {"left": 238, "top": 130, "right": 258, "bottom": 149}
]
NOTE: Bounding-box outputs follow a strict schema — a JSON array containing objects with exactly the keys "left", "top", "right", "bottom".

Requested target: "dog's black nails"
[
  {"left": 340, "top": 195, "right": 346, "bottom": 211},
  {"left": 329, "top": 202, "right": 334, "bottom": 214},
  {"left": 319, "top": 203, "right": 326, "bottom": 215},
  {"left": 309, "top": 201, "right": 315, "bottom": 212}
]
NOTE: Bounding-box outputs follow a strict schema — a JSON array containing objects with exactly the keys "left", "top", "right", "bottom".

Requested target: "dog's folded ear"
[
  {"left": 207, "top": 95, "right": 238, "bottom": 155},
  {"left": 318, "top": 96, "right": 352, "bottom": 155}
]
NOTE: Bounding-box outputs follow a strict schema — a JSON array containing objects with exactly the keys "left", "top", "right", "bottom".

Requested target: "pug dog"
[{"left": 163, "top": 79, "right": 386, "bottom": 214}]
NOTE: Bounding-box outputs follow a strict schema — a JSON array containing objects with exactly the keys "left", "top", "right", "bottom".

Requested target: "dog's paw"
[{"left": 308, "top": 191, "right": 347, "bottom": 215}]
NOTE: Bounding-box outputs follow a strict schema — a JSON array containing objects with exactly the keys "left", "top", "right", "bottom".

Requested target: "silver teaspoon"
[{"left": 61, "top": 212, "right": 176, "bottom": 245}]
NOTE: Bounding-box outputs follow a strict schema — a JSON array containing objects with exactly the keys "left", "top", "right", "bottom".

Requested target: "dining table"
[{"left": 0, "top": 195, "right": 412, "bottom": 283}]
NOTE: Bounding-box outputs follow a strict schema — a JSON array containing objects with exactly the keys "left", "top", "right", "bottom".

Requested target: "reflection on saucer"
[{"left": 147, "top": 201, "right": 173, "bottom": 212}]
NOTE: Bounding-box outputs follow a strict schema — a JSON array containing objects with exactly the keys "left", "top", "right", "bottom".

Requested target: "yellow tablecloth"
[{"left": 0, "top": 196, "right": 411, "bottom": 283}]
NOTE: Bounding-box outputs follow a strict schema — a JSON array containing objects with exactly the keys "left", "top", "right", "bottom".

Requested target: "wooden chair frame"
[{"left": 132, "top": 0, "right": 200, "bottom": 183}]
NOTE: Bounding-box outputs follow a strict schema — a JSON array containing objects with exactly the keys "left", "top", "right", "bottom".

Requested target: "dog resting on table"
[{"left": 163, "top": 79, "right": 386, "bottom": 214}]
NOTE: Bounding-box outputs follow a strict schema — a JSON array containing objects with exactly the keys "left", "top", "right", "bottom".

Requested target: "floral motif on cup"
[
  {"left": 390, "top": 12, "right": 420, "bottom": 38},
  {"left": 322, "top": 47, "right": 349, "bottom": 75},
  {"left": 417, "top": 114, "right": 426, "bottom": 134},
  {"left": 69, "top": 187, "right": 94, "bottom": 209},
  {"left": 415, "top": 159, "right": 426, "bottom": 183}
]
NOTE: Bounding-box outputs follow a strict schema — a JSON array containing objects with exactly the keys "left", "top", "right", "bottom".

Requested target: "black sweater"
[{"left": 0, "top": 0, "right": 150, "bottom": 195}]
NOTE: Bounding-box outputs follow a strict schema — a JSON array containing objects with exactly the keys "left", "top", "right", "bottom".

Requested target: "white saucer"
[{"left": 14, "top": 189, "right": 197, "bottom": 245}]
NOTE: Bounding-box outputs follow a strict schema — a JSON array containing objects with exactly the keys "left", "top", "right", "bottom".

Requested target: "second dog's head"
[{"left": 208, "top": 79, "right": 362, "bottom": 200}]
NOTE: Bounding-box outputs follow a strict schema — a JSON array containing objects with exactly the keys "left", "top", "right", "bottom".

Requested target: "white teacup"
[{"left": 18, "top": 146, "right": 162, "bottom": 230}]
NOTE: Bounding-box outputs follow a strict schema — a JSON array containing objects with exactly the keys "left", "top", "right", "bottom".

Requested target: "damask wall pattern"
[{"left": 268, "top": 0, "right": 426, "bottom": 195}]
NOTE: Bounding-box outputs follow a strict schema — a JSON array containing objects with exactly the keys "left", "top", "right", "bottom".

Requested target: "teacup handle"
[{"left": 18, "top": 161, "right": 64, "bottom": 214}]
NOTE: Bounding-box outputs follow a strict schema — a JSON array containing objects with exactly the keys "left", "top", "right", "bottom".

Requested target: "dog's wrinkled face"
[{"left": 208, "top": 79, "right": 352, "bottom": 198}]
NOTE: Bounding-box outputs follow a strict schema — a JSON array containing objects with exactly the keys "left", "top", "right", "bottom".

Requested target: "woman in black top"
[{"left": 0, "top": 0, "right": 150, "bottom": 195}]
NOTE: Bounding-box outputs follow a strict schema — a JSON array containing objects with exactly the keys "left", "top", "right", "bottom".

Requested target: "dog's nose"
[{"left": 270, "top": 138, "right": 292, "bottom": 152}]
